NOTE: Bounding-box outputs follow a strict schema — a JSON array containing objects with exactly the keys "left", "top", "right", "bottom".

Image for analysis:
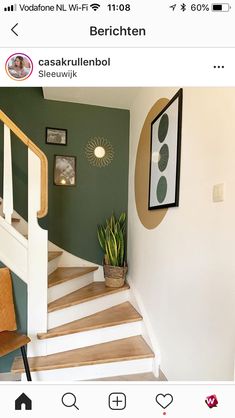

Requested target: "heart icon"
[{"left": 156, "top": 393, "right": 174, "bottom": 409}]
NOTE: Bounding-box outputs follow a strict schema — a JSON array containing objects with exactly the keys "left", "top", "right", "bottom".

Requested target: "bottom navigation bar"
[{"left": 0, "top": 383, "right": 234, "bottom": 417}]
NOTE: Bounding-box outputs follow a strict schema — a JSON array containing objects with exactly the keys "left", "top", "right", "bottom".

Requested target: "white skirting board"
[{"left": 127, "top": 277, "right": 160, "bottom": 377}]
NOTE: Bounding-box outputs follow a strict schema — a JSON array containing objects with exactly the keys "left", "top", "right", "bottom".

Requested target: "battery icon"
[{"left": 212, "top": 3, "right": 231, "bottom": 11}]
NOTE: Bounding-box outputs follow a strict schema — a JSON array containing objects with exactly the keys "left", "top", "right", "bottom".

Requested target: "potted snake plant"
[{"left": 97, "top": 212, "right": 127, "bottom": 288}]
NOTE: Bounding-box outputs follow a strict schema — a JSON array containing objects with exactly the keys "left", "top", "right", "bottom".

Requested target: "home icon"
[{"left": 15, "top": 393, "right": 32, "bottom": 410}]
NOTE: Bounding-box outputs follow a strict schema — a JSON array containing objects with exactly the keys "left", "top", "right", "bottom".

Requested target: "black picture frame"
[
  {"left": 148, "top": 88, "right": 183, "bottom": 210},
  {"left": 46, "top": 127, "right": 67, "bottom": 145},
  {"left": 54, "top": 155, "right": 76, "bottom": 186}
]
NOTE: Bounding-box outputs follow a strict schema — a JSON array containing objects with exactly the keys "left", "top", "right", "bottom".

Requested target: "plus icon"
[{"left": 109, "top": 393, "right": 126, "bottom": 410}]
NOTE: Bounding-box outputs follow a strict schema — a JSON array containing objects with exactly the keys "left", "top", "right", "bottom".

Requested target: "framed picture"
[
  {"left": 46, "top": 127, "right": 67, "bottom": 145},
  {"left": 148, "top": 88, "right": 183, "bottom": 210},
  {"left": 54, "top": 155, "right": 76, "bottom": 186}
]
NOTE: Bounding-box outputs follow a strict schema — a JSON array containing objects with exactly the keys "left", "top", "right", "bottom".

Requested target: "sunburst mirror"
[{"left": 85, "top": 137, "right": 114, "bottom": 167}]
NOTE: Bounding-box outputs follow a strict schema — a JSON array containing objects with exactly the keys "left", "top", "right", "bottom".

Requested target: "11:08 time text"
[{"left": 108, "top": 4, "right": 131, "bottom": 11}]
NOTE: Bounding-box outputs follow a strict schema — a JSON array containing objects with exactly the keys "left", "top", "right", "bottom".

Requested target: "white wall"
[{"left": 128, "top": 87, "right": 235, "bottom": 380}]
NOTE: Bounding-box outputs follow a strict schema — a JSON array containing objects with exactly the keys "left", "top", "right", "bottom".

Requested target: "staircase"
[
  {"left": 0, "top": 109, "right": 156, "bottom": 381},
  {"left": 11, "top": 247, "right": 155, "bottom": 380}
]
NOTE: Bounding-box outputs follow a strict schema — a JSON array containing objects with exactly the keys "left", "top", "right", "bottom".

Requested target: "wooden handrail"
[{"left": 0, "top": 109, "right": 48, "bottom": 218}]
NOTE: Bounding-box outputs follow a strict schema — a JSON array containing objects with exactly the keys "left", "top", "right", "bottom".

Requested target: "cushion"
[{"left": 0, "top": 268, "right": 17, "bottom": 332}]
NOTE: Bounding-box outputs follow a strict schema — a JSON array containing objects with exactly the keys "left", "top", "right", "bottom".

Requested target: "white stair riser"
[
  {"left": 21, "top": 358, "right": 154, "bottom": 381},
  {"left": 27, "top": 337, "right": 48, "bottom": 357},
  {"left": 48, "top": 258, "right": 60, "bottom": 275},
  {"left": 48, "top": 290, "right": 130, "bottom": 328},
  {"left": 48, "top": 274, "right": 94, "bottom": 303},
  {"left": 43, "top": 321, "right": 143, "bottom": 355}
]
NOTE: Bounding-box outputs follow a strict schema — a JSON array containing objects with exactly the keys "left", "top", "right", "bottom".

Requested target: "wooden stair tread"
[
  {"left": 48, "top": 266, "right": 98, "bottom": 288},
  {"left": 38, "top": 302, "right": 142, "bottom": 339},
  {"left": 48, "top": 282, "right": 130, "bottom": 313},
  {"left": 12, "top": 336, "right": 154, "bottom": 373},
  {"left": 48, "top": 251, "right": 63, "bottom": 262}
]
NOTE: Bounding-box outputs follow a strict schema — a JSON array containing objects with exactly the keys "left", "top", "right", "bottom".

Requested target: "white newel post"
[
  {"left": 27, "top": 149, "right": 48, "bottom": 357},
  {"left": 3, "top": 124, "right": 13, "bottom": 224}
]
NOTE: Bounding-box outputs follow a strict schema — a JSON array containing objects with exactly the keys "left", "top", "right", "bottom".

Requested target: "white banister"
[
  {"left": 0, "top": 110, "right": 48, "bottom": 357},
  {"left": 27, "top": 149, "right": 48, "bottom": 356},
  {"left": 3, "top": 124, "right": 13, "bottom": 225}
]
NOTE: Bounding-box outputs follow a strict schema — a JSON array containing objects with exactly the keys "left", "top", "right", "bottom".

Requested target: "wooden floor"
[
  {"left": 1, "top": 371, "right": 166, "bottom": 382},
  {"left": 94, "top": 370, "right": 167, "bottom": 381},
  {"left": 0, "top": 373, "right": 21, "bottom": 381},
  {"left": 12, "top": 336, "right": 154, "bottom": 373}
]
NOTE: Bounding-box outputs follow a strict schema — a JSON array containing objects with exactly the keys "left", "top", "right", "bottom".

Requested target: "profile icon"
[{"left": 5, "top": 53, "right": 33, "bottom": 81}]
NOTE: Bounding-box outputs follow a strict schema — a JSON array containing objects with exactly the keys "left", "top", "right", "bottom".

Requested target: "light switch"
[{"left": 213, "top": 183, "right": 224, "bottom": 202}]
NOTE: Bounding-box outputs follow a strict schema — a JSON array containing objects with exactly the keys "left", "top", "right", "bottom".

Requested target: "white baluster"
[
  {"left": 27, "top": 149, "right": 48, "bottom": 356},
  {"left": 3, "top": 124, "right": 13, "bottom": 224}
]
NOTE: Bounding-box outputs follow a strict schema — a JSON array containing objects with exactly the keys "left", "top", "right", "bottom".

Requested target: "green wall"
[
  {"left": 0, "top": 265, "right": 27, "bottom": 373},
  {"left": 0, "top": 88, "right": 130, "bottom": 264}
]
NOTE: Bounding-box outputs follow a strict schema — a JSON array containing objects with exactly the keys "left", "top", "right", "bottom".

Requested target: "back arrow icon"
[{"left": 11, "top": 23, "right": 19, "bottom": 36}]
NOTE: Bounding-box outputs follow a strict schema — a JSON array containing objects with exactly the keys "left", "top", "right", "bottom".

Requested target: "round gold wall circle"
[{"left": 134, "top": 98, "right": 169, "bottom": 230}]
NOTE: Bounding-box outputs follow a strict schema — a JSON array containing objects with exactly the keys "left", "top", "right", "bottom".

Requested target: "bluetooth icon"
[{"left": 180, "top": 3, "right": 186, "bottom": 11}]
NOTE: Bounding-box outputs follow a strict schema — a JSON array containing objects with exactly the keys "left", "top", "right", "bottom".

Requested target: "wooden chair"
[
  {"left": 0, "top": 267, "right": 32, "bottom": 381},
  {"left": 0, "top": 331, "right": 32, "bottom": 381}
]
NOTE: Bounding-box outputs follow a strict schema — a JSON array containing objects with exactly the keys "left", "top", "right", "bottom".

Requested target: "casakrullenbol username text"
[
  {"left": 38, "top": 57, "right": 111, "bottom": 66},
  {"left": 38, "top": 57, "right": 111, "bottom": 78}
]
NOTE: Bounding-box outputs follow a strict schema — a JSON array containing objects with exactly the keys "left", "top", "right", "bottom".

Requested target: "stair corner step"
[
  {"left": 12, "top": 336, "right": 154, "bottom": 373},
  {"left": 48, "top": 251, "right": 63, "bottom": 262},
  {"left": 38, "top": 302, "right": 142, "bottom": 339},
  {"left": 48, "top": 281, "right": 130, "bottom": 313},
  {"left": 48, "top": 266, "right": 98, "bottom": 288}
]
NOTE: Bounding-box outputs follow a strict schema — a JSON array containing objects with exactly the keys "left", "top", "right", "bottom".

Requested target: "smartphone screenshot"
[{"left": 0, "top": 0, "right": 234, "bottom": 416}]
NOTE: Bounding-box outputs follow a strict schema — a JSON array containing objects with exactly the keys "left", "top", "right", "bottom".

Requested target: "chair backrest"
[{"left": 0, "top": 267, "right": 17, "bottom": 332}]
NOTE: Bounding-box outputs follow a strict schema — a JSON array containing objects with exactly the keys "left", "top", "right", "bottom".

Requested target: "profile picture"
[
  {"left": 5, "top": 53, "right": 33, "bottom": 81},
  {"left": 54, "top": 155, "right": 76, "bottom": 186}
]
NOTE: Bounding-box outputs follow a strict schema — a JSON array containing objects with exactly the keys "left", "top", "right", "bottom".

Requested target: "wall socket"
[{"left": 213, "top": 183, "right": 224, "bottom": 202}]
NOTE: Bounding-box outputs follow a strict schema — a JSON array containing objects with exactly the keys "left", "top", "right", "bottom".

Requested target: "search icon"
[{"left": 61, "top": 392, "right": 79, "bottom": 410}]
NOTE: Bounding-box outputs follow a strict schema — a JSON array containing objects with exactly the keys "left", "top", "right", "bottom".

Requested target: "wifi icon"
[{"left": 90, "top": 3, "right": 101, "bottom": 11}]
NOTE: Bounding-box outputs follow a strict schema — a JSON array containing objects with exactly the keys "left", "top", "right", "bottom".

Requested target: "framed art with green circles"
[{"left": 148, "top": 88, "right": 183, "bottom": 210}]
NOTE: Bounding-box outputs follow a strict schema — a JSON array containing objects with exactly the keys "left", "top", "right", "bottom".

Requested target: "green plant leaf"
[
  {"left": 97, "top": 225, "right": 106, "bottom": 252},
  {"left": 105, "top": 242, "right": 111, "bottom": 265},
  {"left": 119, "top": 230, "right": 124, "bottom": 266},
  {"left": 110, "top": 214, "right": 116, "bottom": 231},
  {"left": 105, "top": 228, "right": 114, "bottom": 265},
  {"left": 107, "top": 228, "right": 118, "bottom": 265},
  {"left": 119, "top": 212, "right": 126, "bottom": 227}
]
